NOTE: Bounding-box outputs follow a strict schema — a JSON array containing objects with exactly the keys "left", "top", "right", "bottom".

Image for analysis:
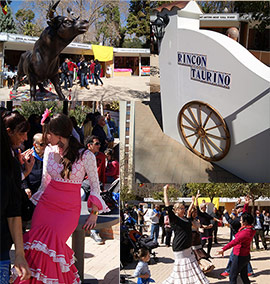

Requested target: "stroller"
[
  {"left": 81, "top": 178, "right": 119, "bottom": 212},
  {"left": 126, "top": 225, "right": 159, "bottom": 262}
]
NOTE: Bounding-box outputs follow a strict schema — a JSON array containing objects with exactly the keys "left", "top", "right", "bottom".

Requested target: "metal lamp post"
[{"left": 151, "top": 14, "right": 169, "bottom": 54}]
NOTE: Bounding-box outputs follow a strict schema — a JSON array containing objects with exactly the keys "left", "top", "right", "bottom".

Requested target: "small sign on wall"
[{"left": 178, "top": 51, "right": 231, "bottom": 89}]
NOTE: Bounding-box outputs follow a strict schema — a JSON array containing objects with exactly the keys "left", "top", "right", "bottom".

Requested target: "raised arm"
[
  {"left": 243, "top": 195, "right": 250, "bottom": 213},
  {"left": 164, "top": 184, "right": 170, "bottom": 207},
  {"left": 187, "top": 196, "right": 195, "bottom": 218}
]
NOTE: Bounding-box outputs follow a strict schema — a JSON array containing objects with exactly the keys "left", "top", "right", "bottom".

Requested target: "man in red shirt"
[
  {"left": 67, "top": 58, "right": 77, "bottom": 88},
  {"left": 89, "top": 59, "right": 95, "bottom": 84},
  {"left": 85, "top": 135, "right": 106, "bottom": 185},
  {"left": 217, "top": 212, "right": 255, "bottom": 284}
]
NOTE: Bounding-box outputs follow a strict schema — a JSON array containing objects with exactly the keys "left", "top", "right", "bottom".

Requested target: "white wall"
[{"left": 159, "top": 8, "right": 270, "bottom": 182}]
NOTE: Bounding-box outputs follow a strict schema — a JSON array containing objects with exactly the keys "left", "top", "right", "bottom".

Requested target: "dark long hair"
[
  {"left": 2, "top": 111, "right": 30, "bottom": 134},
  {"left": 48, "top": 113, "right": 86, "bottom": 179},
  {"left": 0, "top": 116, "right": 14, "bottom": 175}
]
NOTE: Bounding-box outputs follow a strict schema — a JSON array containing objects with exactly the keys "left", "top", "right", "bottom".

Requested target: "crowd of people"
[
  {"left": 1, "top": 56, "right": 107, "bottom": 91},
  {"left": 0, "top": 107, "right": 119, "bottom": 283},
  {"left": 121, "top": 187, "right": 269, "bottom": 284},
  {"left": 59, "top": 57, "right": 104, "bottom": 90}
]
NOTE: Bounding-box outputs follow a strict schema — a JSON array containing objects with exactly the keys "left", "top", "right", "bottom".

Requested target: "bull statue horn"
[
  {"left": 47, "top": 0, "right": 61, "bottom": 20},
  {"left": 67, "top": 7, "right": 76, "bottom": 20}
]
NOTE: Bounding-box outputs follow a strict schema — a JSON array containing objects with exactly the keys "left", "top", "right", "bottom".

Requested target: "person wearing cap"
[
  {"left": 221, "top": 196, "right": 254, "bottom": 277},
  {"left": 216, "top": 212, "right": 256, "bottom": 284}
]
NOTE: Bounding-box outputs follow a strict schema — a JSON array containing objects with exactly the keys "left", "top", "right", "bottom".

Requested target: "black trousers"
[
  {"left": 165, "top": 227, "right": 172, "bottom": 246},
  {"left": 254, "top": 229, "right": 267, "bottom": 249},
  {"left": 230, "top": 254, "right": 250, "bottom": 284}
]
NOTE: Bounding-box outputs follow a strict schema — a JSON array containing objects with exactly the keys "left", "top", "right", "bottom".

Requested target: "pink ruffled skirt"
[{"left": 15, "top": 180, "right": 82, "bottom": 284}]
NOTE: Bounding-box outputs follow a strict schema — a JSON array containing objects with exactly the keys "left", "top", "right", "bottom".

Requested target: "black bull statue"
[{"left": 13, "top": 1, "right": 89, "bottom": 100}]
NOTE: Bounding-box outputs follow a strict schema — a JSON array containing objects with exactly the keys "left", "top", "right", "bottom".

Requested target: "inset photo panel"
[
  {"left": 120, "top": 183, "right": 270, "bottom": 284},
  {"left": 0, "top": 1, "right": 150, "bottom": 102},
  {"left": 1, "top": 100, "right": 120, "bottom": 283},
  {"left": 149, "top": 1, "right": 270, "bottom": 183}
]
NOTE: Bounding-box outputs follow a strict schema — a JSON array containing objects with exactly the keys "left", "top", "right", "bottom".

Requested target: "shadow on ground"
[{"left": 101, "top": 267, "right": 120, "bottom": 284}]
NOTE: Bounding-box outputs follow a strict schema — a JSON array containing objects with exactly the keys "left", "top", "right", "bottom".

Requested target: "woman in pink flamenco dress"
[{"left": 14, "top": 113, "right": 109, "bottom": 284}]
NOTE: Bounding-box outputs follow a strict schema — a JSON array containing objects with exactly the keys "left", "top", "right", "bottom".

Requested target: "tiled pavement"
[
  {"left": 0, "top": 76, "right": 150, "bottom": 101},
  {"left": 135, "top": 101, "right": 244, "bottom": 183},
  {"left": 121, "top": 226, "right": 270, "bottom": 284},
  {"left": 68, "top": 224, "right": 120, "bottom": 284}
]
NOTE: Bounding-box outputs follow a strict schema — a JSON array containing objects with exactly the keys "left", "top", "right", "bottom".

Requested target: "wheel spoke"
[
  {"left": 182, "top": 113, "right": 197, "bottom": 128},
  {"left": 204, "top": 138, "right": 214, "bottom": 157},
  {"left": 201, "top": 137, "right": 205, "bottom": 156},
  {"left": 202, "top": 111, "right": 212, "bottom": 128},
  {"left": 205, "top": 124, "right": 222, "bottom": 132},
  {"left": 193, "top": 136, "right": 200, "bottom": 148},
  {"left": 206, "top": 136, "right": 223, "bottom": 152},
  {"left": 198, "top": 104, "right": 202, "bottom": 127},
  {"left": 186, "top": 133, "right": 197, "bottom": 139},
  {"left": 207, "top": 133, "right": 226, "bottom": 140},
  {"left": 187, "top": 107, "right": 199, "bottom": 127},
  {"left": 182, "top": 124, "right": 196, "bottom": 131}
]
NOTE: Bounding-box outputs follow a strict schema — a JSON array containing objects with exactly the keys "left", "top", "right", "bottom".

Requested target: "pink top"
[{"left": 31, "top": 145, "right": 109, "bottom": 213}]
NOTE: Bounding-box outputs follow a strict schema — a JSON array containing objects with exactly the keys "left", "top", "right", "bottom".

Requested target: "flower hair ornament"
[{"left": 41, "top": 107, "right": 53, "bottom": 125}]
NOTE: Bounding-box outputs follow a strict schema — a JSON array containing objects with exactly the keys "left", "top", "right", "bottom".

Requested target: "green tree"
[
  {"left": 198, "top": 1, "right": 234, "bottom": 13},
  {"left": 120, "top": 185, "right": 136, "bottom": 204},
  {"left": 16, "top": 102, "right": 62, "bottom": 119},
  {"left": 69, "top": 105, "right": 92, "bottom": 127},
  {"left": 15, "top": 9, "right": 41, "bottom": 36},
  {"left": 95, "top": 4, "right": 121, "bottom": 46},
  {"left": 127, "top": 0, "right": 150, "bottom": 48},
  {"left": 122, "top": 37, "right": 144, "bottom": 48},
  {"left": 234, "top": 1, "right": 270, "bottom": 33},
  {"left": 152, "top": 185, "right": 183, "bottom": 203},
  {"left": 186, "top": 183, "right": 270, "bottom": 203},
  {"left": 0, "top": 1, "right": 17, "bottom": 33}
]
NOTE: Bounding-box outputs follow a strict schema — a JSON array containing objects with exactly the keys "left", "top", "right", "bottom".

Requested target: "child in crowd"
[{"left": 133, "top": 248, "right": 155, "bottom": 284}]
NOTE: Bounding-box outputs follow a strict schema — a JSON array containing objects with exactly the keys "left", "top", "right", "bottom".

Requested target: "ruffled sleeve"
[
  {"left": 82, "top": 150, "right": 110, "bottom": 213},
  {"left": 31, "top": 145, "right": 51, "bottom": 205}
]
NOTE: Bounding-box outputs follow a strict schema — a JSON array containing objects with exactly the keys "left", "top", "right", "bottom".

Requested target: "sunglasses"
[
  {"left": 36, "top": 142, "right": 45, "bottom": 146},
  {"left": 92, "top": 142, "right": 100, "bottom": 145}
]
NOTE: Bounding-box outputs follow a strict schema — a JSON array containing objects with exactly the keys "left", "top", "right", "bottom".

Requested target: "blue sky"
[{"left": 8, "top": 1, "right": 129, "bottom": 25}]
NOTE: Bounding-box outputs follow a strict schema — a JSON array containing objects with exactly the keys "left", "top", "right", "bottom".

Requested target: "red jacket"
[
  {"left": 95, "top": 152, "right": 106, "bottom": 185},
  {"left": 67, "top": 61, "right": 77, "bottom": 72},
  {"left": 90, "top": 63, "right": 95, "bottom": 74},
  {"left": 222, "top": 225, "right": 256, "bottom": 256},
  {"left": 105, "top": 160, "right": 119, "bottom": 180}
]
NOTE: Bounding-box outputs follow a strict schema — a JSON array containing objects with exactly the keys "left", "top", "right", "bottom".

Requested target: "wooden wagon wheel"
[{"left": 178, "top": 101, "right": 230, "bottom": 162}]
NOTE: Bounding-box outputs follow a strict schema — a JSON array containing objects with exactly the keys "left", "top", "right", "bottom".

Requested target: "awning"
[{"left": 92, "top": 45, "right": 113, "bottom": 62}]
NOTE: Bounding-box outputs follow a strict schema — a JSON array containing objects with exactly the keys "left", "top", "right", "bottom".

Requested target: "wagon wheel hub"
[{"left": 197, "top": 127, "right": 206, "bottom": 138}]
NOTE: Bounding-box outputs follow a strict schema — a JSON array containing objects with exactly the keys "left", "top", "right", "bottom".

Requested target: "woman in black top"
[
  {"left": 162, "top": 185, "right": 209, "bottom": 284},
  {"left": 0, "top": 115, "right": 31, "bottom": 283}
]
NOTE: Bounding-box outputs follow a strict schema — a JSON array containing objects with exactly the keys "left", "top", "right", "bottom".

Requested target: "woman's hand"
[
  {"left": 83, "top": 213, "right": 98, "bottom": 231},
  {"left": 216, "top": 249, "right": 224, "bottom": 257},
  {"left": 163, "top": 184, "right": 169, "bottom": 192},
  {"left": 25, "top": 188, "right": 32, "bottom": 199},
  {"left": 14, "top": 254, "right": 31, "bottom": 280}
]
